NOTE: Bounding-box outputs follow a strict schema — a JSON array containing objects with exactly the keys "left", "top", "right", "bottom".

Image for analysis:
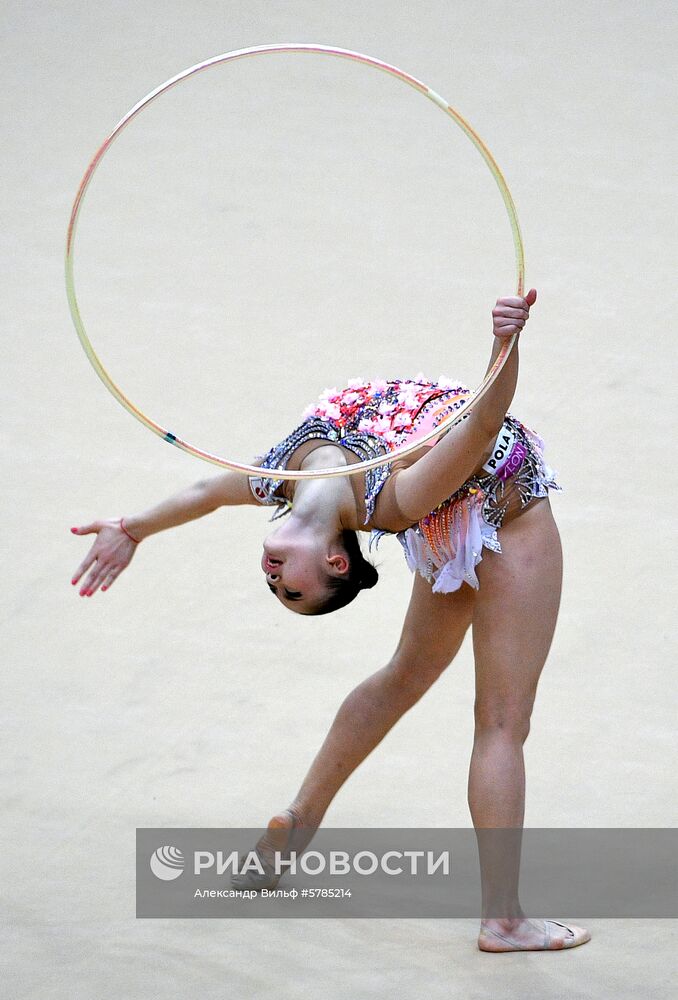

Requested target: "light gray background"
[{"left": 3, "top": 1, "right": 676, "bottom": 997}]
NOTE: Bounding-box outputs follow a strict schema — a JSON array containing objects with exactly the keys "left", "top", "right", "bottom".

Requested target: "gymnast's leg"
[
  {"left": 235, "top": 574, "right": 475, "bottom": 882},
  {"left": 469, "top": 497, "right": 590, "bottom": 950}
]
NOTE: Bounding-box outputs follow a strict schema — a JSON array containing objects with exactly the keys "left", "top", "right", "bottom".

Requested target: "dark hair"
[{"left": 306, "top": 529, "right": 379, "bottom": 616}]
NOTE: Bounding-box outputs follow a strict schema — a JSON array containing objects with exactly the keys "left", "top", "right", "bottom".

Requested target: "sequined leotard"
[{"left": 249, "top": 376, "right": 561, "bottom": 593}]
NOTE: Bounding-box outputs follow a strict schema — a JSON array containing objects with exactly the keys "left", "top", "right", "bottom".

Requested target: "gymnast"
[{"left": 71, "top": 289, "right": 591, "bottom": 951}]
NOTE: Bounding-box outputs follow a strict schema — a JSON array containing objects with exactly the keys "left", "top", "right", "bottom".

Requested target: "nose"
[{"left": 263, "top": 552, "right": 283, "bottom": 582}]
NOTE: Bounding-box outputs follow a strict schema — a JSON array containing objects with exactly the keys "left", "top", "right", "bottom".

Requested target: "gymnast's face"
[{"left": 261, "top": 525, "right": 348, "bottom": 615}]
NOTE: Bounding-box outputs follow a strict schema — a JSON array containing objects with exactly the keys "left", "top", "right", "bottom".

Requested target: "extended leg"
[
  {"left": 233, "top": 574, "right": 474, "bottom": 887},
  {"left": 290, "top": 574, "right": 475, "bottom": 829}
]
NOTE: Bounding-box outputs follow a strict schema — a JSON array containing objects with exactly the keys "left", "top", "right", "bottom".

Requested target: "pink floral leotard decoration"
[
  {"left": 250, "top": 376, "right": 561, "bottom": 593},
  {"left": 300, "top": 375, "right": 470, "bottom": 448}
]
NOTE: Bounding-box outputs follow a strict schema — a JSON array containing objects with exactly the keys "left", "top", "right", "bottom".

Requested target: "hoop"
[{"left": 66, "top": 43, "right": 525, "bottom": 481}]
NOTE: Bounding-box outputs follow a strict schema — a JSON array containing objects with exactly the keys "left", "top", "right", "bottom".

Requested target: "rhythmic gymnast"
[{"left": 70, "top": 289, "right": 591, "bottom": 951}]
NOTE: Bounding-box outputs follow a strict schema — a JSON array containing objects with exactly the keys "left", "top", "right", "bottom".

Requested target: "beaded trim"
[
  {"left": 411, "top": 389, "right": 471, "bottom": 436},
  {"left": 249, "top": 416, "right": 391, "bottom": 523},
  {"left": 369, "top": 415, "right": 560, "bottom": 554}
]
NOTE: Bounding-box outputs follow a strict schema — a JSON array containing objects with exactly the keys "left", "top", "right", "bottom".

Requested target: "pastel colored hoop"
[{"left": 66, "top": 43, "right": 525, "bottom": 481}]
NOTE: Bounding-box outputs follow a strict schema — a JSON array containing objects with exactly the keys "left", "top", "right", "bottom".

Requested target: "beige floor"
[{"left": 3, "top": 1, "right": 677, "bottom": 997}]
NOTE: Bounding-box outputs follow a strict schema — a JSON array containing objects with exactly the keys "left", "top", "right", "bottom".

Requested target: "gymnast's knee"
[
  {"left": 473, "top": 702, "right": 532, "bottom": 743},
  {"left": 385, "top": 650, "right": 451, "bottom": 697}
]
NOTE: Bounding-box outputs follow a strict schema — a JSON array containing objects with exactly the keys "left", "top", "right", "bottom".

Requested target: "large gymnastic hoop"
[{"left": 66, "top": 43, "right": 525, "bottom": 480}]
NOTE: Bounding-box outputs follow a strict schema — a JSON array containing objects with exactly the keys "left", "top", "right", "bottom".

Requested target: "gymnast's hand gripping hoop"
[{"left": 66, "top": 43, "right": 525, "bottom": 481}]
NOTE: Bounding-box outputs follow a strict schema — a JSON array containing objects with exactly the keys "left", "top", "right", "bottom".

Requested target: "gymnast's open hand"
[
  {"left": 492, "top": 288, "right": 537, "bottom": 338},
  {"left": 70, "top": 519, "right": 139, "bottom": 597}
]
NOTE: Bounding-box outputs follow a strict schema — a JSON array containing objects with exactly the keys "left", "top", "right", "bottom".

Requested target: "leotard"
[{"left": 249, "top": 376, "right": 561, "bottom": 593}]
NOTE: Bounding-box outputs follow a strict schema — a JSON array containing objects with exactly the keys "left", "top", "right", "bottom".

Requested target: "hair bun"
[{"left": 360, "top": 563, "right": 379, "bottom": 590}]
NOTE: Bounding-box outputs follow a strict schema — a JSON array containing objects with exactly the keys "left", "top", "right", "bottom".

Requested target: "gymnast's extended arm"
[
  {"left": 70, "top": 467, "right": 261, "bottom": 596},
  {"left": 125, "top": 468, "right": 263, "bottom": 539}
]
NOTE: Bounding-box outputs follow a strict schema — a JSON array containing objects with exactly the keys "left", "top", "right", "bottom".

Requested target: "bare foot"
[
  {"left": 478, "top": 917, "right": 591, "bottom": 952},
  {"left": 230, "top": 808, "right": 314, "bottom": 892}
]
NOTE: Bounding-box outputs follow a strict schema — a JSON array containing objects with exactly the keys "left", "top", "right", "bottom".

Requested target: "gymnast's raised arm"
[
  {"left": 382, "top": 290, "right": 537, "bottom": 526},
  {"left": 70, "top": 466, "right": 261, "bottom": 597}
]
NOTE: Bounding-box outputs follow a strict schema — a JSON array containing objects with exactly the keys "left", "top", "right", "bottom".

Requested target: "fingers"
[
  {"left": 493, "top": 290, "right": 537, "bottom": 311},
  {"left": 72, "top": 549, "right": 98, "bottom": 589},
  {"left": 70, "top": 521, "right": 134, "bottom": 596},
  {"left": 100, "top": 569, "right": 121, "bottom": 593},
  {"left": 494, "top": 306, "right": 528, "bottom": 320},
  {"left": 76, "top": 561, "right": 100, "bottom": 596},
  {"left": 83, "top": 565, "right": 106, "bottom": 596},
  {"left": 492, "top": 305, "right": 528, "bottom": 338},
  {"left": 87, "top": 563, "right": 120, "bottom": 597},
  {"left": 77, "top": 560, "right": 120, "bottom": 597},
  {"left": 71, "top": 522, "right": 100, "bottom": 536},
  {"left": 71, "top": 539, "right": 111, "bottom": 596},
  {"left": 70, "top": 520, "right": 108, "bottom": 593},
  {"left": 495, "top": 296, "right": 527, "bottom": 309},
  {"left": 492, "top": 289, "right": 537, "bottom": 338}
]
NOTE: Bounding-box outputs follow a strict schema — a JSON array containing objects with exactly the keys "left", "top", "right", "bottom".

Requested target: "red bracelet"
[{"left": 118, "top": 518, "right": 141, "bottom": 544}]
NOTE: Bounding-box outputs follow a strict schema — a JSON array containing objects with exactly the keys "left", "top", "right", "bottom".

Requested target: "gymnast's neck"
[{"left": 287, "top": 444, "right": 361, "bottom": 536}]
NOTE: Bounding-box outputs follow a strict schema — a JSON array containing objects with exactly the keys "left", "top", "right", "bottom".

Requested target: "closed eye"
[{"left": 267, "top": 583, "right": 303, "bottom": 602}]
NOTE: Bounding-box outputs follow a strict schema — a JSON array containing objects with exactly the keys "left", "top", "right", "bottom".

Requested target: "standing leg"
[
  {"left": 233, "top": 574, "right": 475, "bottom": 887},
  {"left": 469, "top": 497, "right": 590, "bottom": 950}
]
